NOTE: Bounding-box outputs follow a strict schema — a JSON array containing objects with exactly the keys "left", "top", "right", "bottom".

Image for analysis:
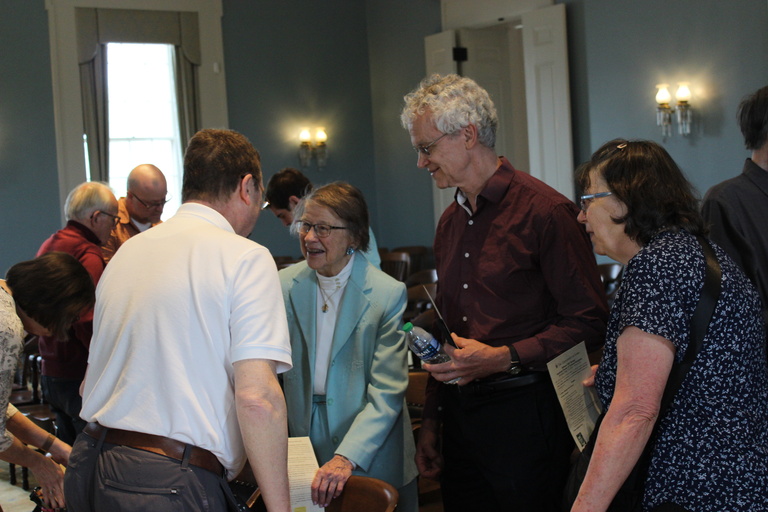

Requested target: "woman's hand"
[
  {"left": 29, "top": 452, "right": 66, "bottom": 509},
  {"left": 583, "top": 364, "right": 599, "bottom": 387},
  {"left": 311, "top": 454, "right": 354, "bottom": 508},
  {"left": 47, "top": 437, "right": 71, "bottom": 466}
]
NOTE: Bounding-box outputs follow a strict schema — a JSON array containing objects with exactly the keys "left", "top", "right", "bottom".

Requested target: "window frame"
[{"left": 46, "top": 0, "right": 228, "bottom": 217}]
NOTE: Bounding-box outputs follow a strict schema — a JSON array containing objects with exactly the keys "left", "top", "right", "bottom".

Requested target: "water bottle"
[{"left": 403, "top": 322, "right": 459, "bottom": 384}]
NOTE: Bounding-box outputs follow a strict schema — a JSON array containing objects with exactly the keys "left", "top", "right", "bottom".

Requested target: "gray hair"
[
  {"left": 290, "top": 181, "right": 370, "bottom": 253},
  {"left": 64, "top": 182, "right": 116, "bottom": 221},
  {"left": 400, "top": 74, "right": 498, "bottom": 148}
]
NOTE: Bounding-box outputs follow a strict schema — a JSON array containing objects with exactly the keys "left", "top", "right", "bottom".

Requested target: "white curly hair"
[{"left": 400, "top": 74, "right": 498, "bottom": 148}]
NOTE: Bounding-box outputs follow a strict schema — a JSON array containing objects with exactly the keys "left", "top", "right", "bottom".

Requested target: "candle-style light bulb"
[
  {"left": 676, "top": 83, "right": 692, "bottom": 103},
  {"left": 655, "top": 84, "right": 671, "bottom": 105}
]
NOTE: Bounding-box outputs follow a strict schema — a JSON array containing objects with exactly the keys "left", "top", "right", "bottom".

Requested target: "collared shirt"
[
  {"left": 434, "top": 156, "right": 607, "bottom": 368},
  {"left": 81, "top": 203, "right": 292, "bottom": 477}
]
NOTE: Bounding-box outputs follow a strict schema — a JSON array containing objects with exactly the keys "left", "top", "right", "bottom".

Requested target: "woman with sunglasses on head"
[
  {"left": 0, "top": 252, "right": 95, "bottom": 509},
  {"left": 278, "top": 182, "right": 418, "bottom": 512},
  {"left": 570, "top": 139, "right": 768, "bottom": 511}
]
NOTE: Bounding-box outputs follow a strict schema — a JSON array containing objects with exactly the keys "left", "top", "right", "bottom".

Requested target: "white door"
[
  {"left": 458, "top": 26, "right": 512, "bottom": 159},
  {"left": 522, "top": 4, "right": 574, "bottom": 200}
]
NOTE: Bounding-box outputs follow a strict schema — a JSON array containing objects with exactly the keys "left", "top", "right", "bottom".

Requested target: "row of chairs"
[{"left": 8, "top": 341, "right": 57, "bottom": 490}]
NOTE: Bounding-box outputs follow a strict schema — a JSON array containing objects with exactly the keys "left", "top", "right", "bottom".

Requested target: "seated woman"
[
  {"left": 1, "top": 251, "right": 95, "bottom": 509},
  {"left": 571, "top": 140, "right": 768, "bottom": 511},
  {"left": 279, "top": 182, "right": 417, "bottom": 511}
]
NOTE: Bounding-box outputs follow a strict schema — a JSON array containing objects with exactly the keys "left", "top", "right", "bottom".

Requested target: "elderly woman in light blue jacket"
[{"left": 279, "top": 182, "right": 417, "bottom": 511}]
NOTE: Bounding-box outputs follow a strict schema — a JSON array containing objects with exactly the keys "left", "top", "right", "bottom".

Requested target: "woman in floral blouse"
[{"left": 0, "top": 252, "right": 94, "bottom": 509}]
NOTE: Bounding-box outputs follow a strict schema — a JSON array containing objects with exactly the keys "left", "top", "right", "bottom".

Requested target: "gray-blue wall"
[
  {"left": 566, "top": 0, "right": 768, "bottom": 192},
  {"left": 0, "top": 1, "right": 59, "bottom": 267},
  {"left": 1, "top": 0, "right": 767, "bottom": 271},
  {"left": 223, "top": 1, "right": 377, "bottom": 259}
]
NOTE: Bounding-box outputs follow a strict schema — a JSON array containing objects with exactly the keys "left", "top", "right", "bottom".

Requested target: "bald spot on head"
[
  {"left": 126, "top": 164, "right": 168, "bottom": 223},
  {"left": 128, "top": 164, "right": 167, "bottom": 194}
]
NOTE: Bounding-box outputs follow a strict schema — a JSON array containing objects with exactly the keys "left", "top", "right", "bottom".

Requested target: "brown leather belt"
[{"left": 84, "top": 422, "right": 224, "bottom": 476}]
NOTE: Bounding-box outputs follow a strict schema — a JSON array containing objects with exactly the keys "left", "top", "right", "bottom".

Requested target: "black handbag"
[{"left": 563, "top": 236, "right": 721, "bottom": 512}]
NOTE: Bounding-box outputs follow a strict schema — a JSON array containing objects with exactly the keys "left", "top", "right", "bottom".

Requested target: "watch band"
[{"left": 507, "top": 345, "right": 522, "bottom": 375}]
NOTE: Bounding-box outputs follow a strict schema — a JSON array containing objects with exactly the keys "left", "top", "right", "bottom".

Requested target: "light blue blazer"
[{"left": 279, "top": 254, "right": 417, "bottom": 488}]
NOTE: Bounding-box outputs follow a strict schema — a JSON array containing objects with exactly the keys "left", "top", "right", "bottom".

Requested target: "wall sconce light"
[
  {"left": 298, "top": 128, "right": 329, "bottom": 169},
  {"left": 675, "top": 83, "right": 692, "bottom": 136},
  {"left": 655, "top": 83, "right": 693, "bottom": 137}
]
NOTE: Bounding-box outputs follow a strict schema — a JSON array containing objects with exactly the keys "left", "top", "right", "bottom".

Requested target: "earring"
[{"left": 346, "top": 247, "right": 355, "bottom": 256}]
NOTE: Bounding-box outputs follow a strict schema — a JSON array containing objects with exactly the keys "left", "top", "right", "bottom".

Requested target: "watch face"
[{"left": 507, "top": 364, "right": 522, "bottom": 375}]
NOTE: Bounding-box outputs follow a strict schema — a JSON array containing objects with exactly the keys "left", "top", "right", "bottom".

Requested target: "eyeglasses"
[
  {"left": 132, "top": 193, "right": 170, "bottom": 209},
  {"left": 579, "top": 192, "right": 613, "bottom": 212},
  {"left": 297, "top": 221, "right": 348, "bottom": 238},
  {"left": 93, "top": 211, "right": 120, "bottom": 226},
  {"left": 413, "top": 132, "right": 450, "bottom": 156}
]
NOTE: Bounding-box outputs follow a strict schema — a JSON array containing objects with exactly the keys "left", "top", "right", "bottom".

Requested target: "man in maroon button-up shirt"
[{"left": 401, "top": 74, "right": 608, "bottom": 512}]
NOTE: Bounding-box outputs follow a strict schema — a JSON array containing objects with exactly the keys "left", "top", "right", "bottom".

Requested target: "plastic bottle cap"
[{"left": 403, "top": 322, "right": 413, "bottom": 332}]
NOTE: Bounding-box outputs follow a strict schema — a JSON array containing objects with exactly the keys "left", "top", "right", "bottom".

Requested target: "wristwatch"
[{"left": 506, "top": 346, "right": 522, "bottom": 375}]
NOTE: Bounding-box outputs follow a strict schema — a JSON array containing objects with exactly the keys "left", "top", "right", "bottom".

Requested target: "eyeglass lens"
[
  {"left": 299, "top": 222, "right": 330, "bottom": 237},
  {"left": 414, "top": 133, "right": 448, "bottom": 156}
]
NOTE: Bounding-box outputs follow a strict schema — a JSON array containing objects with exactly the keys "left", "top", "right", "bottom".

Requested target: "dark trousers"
[
  {"left": 64, "top": 431, "right": 235, "bottom": 512},
  {"left": 41, "top": 375, "right": 86, "bottom": 445},
  {"left": 440, "top": 376, "right": 573, "bottom": 512}
]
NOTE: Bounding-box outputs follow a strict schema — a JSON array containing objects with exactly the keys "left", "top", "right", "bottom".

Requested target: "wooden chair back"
[
  {"left": 404, "top": 268, "right": 438, "bottom": 288},
  {"left": 251, "top": 475, "right": 398, "bottom": 512},
  {"left": 327, "top": 475, "right": 399, "bottom": 512},
  {"left": 392, "top": 245, "right": 428, "bottom": 273},
  {"left": 406, "top": 370, "right": 429, "bottom": 413},
  {"left": 403, "top": 283, "right": 437, "bottom": 323},
  {"left": 380, "top": 251, "right": 410, "bottom": 282}
]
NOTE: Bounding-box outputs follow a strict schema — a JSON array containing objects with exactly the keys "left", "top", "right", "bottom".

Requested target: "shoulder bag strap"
[
  {"left": 621, "top": 235, "right": 722, "bottom": 495},
  {"left": 658, "top": 235, "right": 722, "bottom": 413}
]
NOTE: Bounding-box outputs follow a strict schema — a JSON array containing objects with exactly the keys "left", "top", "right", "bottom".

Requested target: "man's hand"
[
  {"left": 312, "top": 454, "right": 353, "bottom": 507},
  {"left": 423, "top": 333, "right": 510, "bottom": 385},
  {"left": 415, "top": 421, "right": 443, "bottom": 479}
]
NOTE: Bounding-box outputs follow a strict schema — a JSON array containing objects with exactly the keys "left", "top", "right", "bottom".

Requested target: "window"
[
  {"left": 46, "top": 0, "right": 228, "bottom": 217},
  {"left": 105, "top": 42, "right": 182, "bottom": 219}
]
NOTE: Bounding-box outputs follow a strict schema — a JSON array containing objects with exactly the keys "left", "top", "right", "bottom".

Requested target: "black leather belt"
[
  {"left": 459, "top": 371, "right": 547, "bottom": 395},
  {"left": 84, "top": 422, "right": 224, "bottom": 476}
]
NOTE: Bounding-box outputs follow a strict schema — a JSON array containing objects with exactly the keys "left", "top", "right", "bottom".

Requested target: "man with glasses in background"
[
  {"left": 102, "top": 163, "right": 168, "bottom": 263},
  {"left": 400, "top": 74, "right": 608, "bottom": 511},
  {"left": 36, "top": 181, "right": 118, "bottom": 445}
]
